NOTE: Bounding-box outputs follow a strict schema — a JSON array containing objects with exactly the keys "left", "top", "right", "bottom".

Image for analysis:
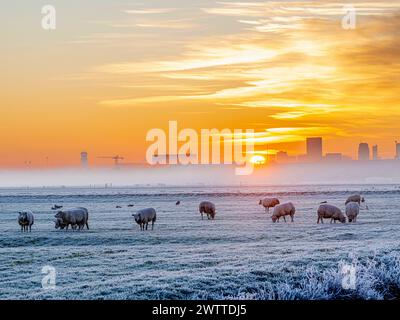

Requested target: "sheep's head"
[
  {"left": 54, "top": 211, "right": 63, "bottom": 219},
  {"left": 18, "top": 212, "right": 28, "bottom": 221},
  {"left": 271, "top": 215, "right": 278, "bottom": 223},
  {"left": 133, "top": 213, "right": 142, "bottom": 224},
  {"left": 54, "top": 218, "right": 66, "bottom": 229},
  {"left": 361, "top": 197, "right": 365, "bottom": 203},
  {"left": 274, "top": 199, "right": 280, "bottom": 206},
  {"left": 258, "top": 200, "right": 262, "bottom": 205},
  {"left": 340, "top": 216, "right": 346, "bottom": 223}
]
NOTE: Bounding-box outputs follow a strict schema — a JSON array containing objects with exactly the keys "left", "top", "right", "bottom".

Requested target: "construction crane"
[{"left": 98, "top": 155, "right": 124, "bottom": 166}]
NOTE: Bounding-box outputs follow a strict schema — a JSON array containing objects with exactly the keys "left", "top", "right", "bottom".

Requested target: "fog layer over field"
[{"left": 1, "top": 160, "right": 400, "bottom": 187}]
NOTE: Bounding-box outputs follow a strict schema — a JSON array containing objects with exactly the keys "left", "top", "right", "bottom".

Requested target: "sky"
[{"left": 1, "top": 0, "right": 400, "bottom": 168}]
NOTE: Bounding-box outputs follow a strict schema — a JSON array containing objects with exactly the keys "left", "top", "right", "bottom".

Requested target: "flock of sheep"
[
  {"left": 16, "top": 194, "right": 366, "bottom": 232},
  {"left": 259, "top": 194, "right": 366, "bottom": 224}
]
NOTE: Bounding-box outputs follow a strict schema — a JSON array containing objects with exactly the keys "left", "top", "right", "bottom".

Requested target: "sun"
[{"left": 250, "top": 155, "right": 266, "bottom": 165}]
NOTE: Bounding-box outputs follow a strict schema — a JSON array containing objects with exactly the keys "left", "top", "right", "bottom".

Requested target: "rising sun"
[{"left": 250, "top": 155, "right": 266, "bottom": 165}]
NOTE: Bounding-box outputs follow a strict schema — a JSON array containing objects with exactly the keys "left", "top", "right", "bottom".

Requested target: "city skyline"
[{"left": 7, "top": 135, "right": 400, "bottom": 169}]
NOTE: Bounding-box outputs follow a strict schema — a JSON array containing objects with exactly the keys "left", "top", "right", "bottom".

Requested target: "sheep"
[
  {"left": 271, "top": 202, "right": 295, "bottom": 223},
  {"left": 176, "top": 201, "right": 181, "bottom": 205},
  {"left": 345, "top": 194, "right": 364, "bottom": 205},
  {"left": 259, "top": 197, "right": 280, "bottom": 214},
  {"left": 54, "top": 207, "right": 89, "bottom": 231},
  {"left": 345, "top": 202, "right": 360, "bottom": 222},
  {"left": 51, "top": 205, "right": 63, "bottom": 210},
  {"left": 199, "top": 201, "right": 216, "bottom": 220},
  {"left": 132, "top": 208, "right": 157, "bottom": 231},
  {"left": 317, "top": 204, "right": 346, "bottom": 223},
  {"left": 18, "top": 211, "right": 34, "bottom": 232}
]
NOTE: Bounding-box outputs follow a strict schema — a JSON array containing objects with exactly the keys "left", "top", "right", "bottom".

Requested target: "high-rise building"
[
  {"left": 80, "top": 151, "right": 88, "bottom": 167},
  {"left": 306, "top": 137, "right": 323, "bottom": 162},
  {"left": 396, "top": 141, "right": 400, "bottom": 160},
  {"left": 372, "top": 145, "right": 378, "bottom": 161},
  {"left": 358, "top": 143, "right": 370, "bottom": 161}
]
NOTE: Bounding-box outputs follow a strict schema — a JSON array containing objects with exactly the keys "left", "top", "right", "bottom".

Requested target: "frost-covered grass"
[
  {"left": 191, "top": 253, "right": 400, "bottom": 300},
  {"left": 0, "top": 185, "right": 400, "bottom": 300}
]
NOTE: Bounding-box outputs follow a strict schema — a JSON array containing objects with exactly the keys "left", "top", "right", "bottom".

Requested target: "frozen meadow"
[{"left": 0, "top": 184, "right": 400, "bottom": 300}]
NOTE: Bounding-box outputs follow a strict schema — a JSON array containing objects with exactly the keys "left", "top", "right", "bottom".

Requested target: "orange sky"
[{"left": 1, "top": 1, "right": 400, "bottom": 168}]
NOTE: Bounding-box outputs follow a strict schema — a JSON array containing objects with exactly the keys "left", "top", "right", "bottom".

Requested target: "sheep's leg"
[
  {"left": 201, "top": 213, "right": 203, "bottom": 220},
  {"left": 86, "top": 222, "right": 89, "bottom": 230},
  {"left": 291, "top": 215, "right": 294, "bottom": 222},
  {"left": 146, "top": 222, "right": 149, "bottom": 230},
  {"left": 283, "top": 216, "right": 287, "bottom": 223},
  {"left": 152, "top": 221, "right": 154, "bottom": 230}
]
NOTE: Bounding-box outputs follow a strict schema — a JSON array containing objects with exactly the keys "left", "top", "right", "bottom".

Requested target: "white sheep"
[
  {"left": 317, "top": 204, "right": 346, "bottom": 223},
  {"left": 345, "top": 202, "right": 360, "bottom": 222},
  {"left": 199, "top": 201, "right": 216, "bottom": 220},
  {"left": 54, "top": 207, "right": 89, "bottom": 231},
  {"left": 18, "top": 211, "right": 34, "bottom": 232},
  {"left": 132, "top": 208, "right": 157, "bottom": 230},
  {"left": 345, "top": 194, "right": 364, "bottom": 205},
  {"left": 271, "top": 202, "right": 296, "bottom": 223},
  {"left": 259, "top": 197, "right": 280, "bottom": 213}
]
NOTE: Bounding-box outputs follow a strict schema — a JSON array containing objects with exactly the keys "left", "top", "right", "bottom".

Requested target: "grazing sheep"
[
  {"left": 317, "top": 204, "right": 346, "bottom": 223},
  {"left": 271, "top": 202, "right": 295, "bottom": 223},
  {"left": 345, "top": 194, "right": 364, "bottom": 205},
  {"left": 259, "top": 197, "right": 280, "bottom": 213},
  {"left": 176, "top": 201, "right": 181, "bottom": 205},
  {"left": 51, "top": 205, "right": 63, "bottom": 210},
  {"left": 116, "top": 205, "right": 122, "bottom": 209},
  {"left": 18, "top": 211, "right": 34, "bottom": 232},
  {"left": 54, "top": 218, "right": 68, "bottom": 230},
  {"left": 199, "top": 201, "right": 216, "bottom": 220},
  {"left": 132, "top": 208, "right": 157, "bottom": 231},
  {"left": 345, "top": 202, "right": 360, "bottom": 222},
  {"left": 54, "top": 207, "right": 89, "bottom": 231},
  {"left": 127, "top": 204, "right": 134, "bottom": 207}
]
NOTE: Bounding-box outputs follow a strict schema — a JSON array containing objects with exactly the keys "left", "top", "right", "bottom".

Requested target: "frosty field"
[{"left": 1, "top": 184, "right": 400, "bottom": 300}]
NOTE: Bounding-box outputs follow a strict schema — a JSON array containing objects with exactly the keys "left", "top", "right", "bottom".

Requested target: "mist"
[{"left": 1, "top": 161, "right": 400, "bottom": 188}]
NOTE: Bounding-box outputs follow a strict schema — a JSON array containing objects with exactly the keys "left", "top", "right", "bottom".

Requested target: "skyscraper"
[
  {"left": 80, "top": 151, "right": 88, "bottom": 167},
  {"left": 306, "top": 137, "right": 322, "bottom": 162},
  {"left": 372, "top": 145, "right": 378, "bottom": 161},
  {"left": 358, "top": 143, "right": 370, "bottom": 161}
]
